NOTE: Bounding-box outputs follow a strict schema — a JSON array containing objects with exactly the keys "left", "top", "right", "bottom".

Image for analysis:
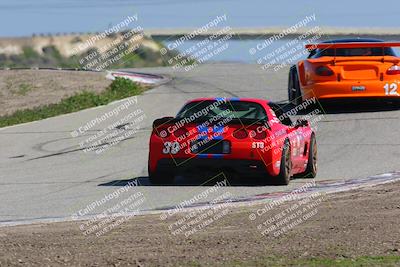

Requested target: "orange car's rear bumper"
[{"left": 302, "top": 80, "right": 400, "bottom": 100}]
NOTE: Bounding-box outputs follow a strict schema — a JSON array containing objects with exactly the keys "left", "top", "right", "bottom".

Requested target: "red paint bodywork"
[{"left": 148, "top": 98, "right": 314, "bottom": 179}]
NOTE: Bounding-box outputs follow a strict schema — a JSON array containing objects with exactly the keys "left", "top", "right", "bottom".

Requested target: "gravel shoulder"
[
  {"left": 1, "top": 181, "right": 399, "bottom": 266},
  {"left": 0, "top": 70, "right": 111, "bottom": 116}
]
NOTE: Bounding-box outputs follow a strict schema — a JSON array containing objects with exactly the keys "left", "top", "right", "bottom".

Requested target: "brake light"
[
  {"left": 387, "top": 65, "right": 400, "bottom": 75},
  {"left": 315, "top": 66, "right": 334, "bottom": 76},
  {"left": 173, "top": 127, "right": 188, "bottom": 138},
  {"left": 233, "top": 128, "right": 248, "bottom": 139},
  {"left": 155, "top": 127, "right": 170, "bottom": 138},
  {"left": 249, "top": 129, "right": 267, "bottom": 140}
]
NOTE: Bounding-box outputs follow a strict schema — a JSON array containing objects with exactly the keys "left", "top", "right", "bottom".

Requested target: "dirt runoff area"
[
  {"left": 1, "top": 181, "right": 399, "bottom": 267},
  {"left": 0, "top": 70, "right": 111, "bottom": 116}
]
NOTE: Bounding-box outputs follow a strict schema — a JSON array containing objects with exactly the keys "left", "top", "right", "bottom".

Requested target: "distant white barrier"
[
  {"left": 106, "top": 70, "right": 168, "bottom": 85},
  {"left": 0, "top": 68, "right": 169, "bottom": 85}
]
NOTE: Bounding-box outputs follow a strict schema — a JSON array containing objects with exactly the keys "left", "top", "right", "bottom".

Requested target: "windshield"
[{"left": 176, "top": 100, "right": 267, "bottom": 121}]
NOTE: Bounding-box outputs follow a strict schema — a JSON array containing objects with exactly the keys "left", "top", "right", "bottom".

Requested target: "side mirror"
[
  {"left": 153, "top": 116, "right": 174, "bottom": 128},
  {"left": 294, "top": 119, "right": 309, "bottom": 128}
]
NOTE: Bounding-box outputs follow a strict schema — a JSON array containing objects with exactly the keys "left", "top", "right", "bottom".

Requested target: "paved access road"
[{"left": 0, "top": 63, "right": 399, "bottom": 224}]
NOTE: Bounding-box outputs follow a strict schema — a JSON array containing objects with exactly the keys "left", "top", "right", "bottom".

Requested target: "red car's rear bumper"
[{"left": 151, "top": 158, "right": 271, "bottom": 178}]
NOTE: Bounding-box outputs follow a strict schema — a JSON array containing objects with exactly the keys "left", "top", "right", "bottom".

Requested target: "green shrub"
[
  {"left": 0, "top": 77, "right": 142, "bottom": 128},
  {"left": 22, "top": 46, "right": 39, "bottom": 59}
]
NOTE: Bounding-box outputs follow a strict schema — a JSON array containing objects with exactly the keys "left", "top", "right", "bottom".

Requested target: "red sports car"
[{"left": 148, "top": 98, "right": 317, "bottom": 185}]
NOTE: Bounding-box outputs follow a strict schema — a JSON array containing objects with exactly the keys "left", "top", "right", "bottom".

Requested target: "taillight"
[
  {"left": 249, "top": 129, "right": 267, "bottom": 140},
  {"left": 173, "top": 127, "right": 188, "bottom": 138},
  {"left": 315, "top": 66, "right": 334, "bottom": 76},
  {"left": 233, "top": 128, "right": 248, "bottom": 139},
  {"left": 386, "top": 65, "right": 400, "bottom": 75},
  {"left": 155, "top": 127, "right": 170, "bottom": 138}
]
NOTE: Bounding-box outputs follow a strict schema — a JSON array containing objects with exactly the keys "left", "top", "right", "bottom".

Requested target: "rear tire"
[
  {"left": 299, "top": 134, "right": 317, "bottom": 178},
  {"left": 288, "top": 66, "right": 296, "bottom": 104},
  {"left": 288, "top": 66, "right": 302, "bottom": 106},
  {"left": 275, "top": 139, "right": 292, "bottom": 185}
]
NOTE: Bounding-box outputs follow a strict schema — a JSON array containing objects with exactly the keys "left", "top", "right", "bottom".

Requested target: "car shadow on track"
[
  {"left": 98, "top": 176, "right": 278, "bottom": 187},
  {"left": 318, "top": 100, "right": 400, "bottom": 114}
]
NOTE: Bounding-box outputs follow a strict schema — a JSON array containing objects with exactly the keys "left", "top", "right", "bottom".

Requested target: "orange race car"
[{"left": 288, "top": 39, "right": 400, "bottom": 105}]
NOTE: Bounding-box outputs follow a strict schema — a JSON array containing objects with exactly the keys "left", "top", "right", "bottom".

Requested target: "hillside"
[{"left": 0, "top": 31, "right": 179, "bottom": 69}]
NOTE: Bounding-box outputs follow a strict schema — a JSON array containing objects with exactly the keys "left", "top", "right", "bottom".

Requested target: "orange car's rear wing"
[
  {"left": 305, "top": 42, "right": 400, "bottom": 50},
  {"left": 305, "top": 42, "right": 400, "bottom": 64}
]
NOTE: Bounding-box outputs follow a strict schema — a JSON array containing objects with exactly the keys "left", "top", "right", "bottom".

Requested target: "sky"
[{"left": 1, "top": 0, "right": 399, "bottom": 37}]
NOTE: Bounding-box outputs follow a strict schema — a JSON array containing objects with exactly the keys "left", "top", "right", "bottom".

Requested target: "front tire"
[
  {"left": 275, "top": 139, "right": 292, "bottom": 185},
  {"left": 288, "top": 66, "right": 302, "bottom": 106}
]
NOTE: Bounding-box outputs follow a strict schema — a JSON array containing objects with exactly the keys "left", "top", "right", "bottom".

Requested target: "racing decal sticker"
[
  {"left": 252, "top": 142, "right": 264, "bottom": 149},
  {"left": 163, "top": 141, "right": 180, "bottom": 154},
  {"left": 383, "top": 82, "right": 399, "bottom": 96}
]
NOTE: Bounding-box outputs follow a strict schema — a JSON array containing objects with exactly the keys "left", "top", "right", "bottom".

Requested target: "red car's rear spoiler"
[{"left": 305, "top": 42, "right": 400, "bottom": 50}]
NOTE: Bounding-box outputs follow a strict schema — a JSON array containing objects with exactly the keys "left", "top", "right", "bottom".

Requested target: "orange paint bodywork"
[{"left": 298, "top": 42, "right": 400, "bottom": 100}]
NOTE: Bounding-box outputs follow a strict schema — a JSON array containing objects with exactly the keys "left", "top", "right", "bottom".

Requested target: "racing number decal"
[
  {"left": 162, "top": 141, "right": 180, "bottom": 154},
  {"left": 384, "top": 83, "right": 399, "bottom": 96},
  {"left": 252, "top": 142, "right": 264, "bottom": 149}
]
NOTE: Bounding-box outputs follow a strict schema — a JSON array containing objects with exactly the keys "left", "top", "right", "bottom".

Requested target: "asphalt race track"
[{"left": 0, "top": 63, "right": 399, "bottom": 224}]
